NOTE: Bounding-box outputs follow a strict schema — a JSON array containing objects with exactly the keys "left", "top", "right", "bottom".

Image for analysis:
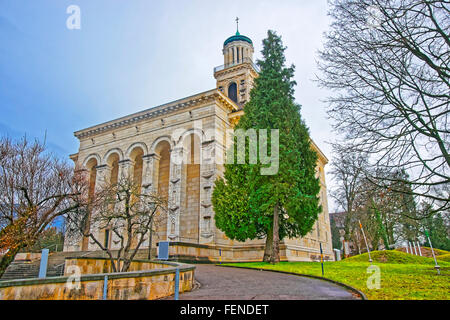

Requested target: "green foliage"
[
  {"left": 437, "top": 254, "right": 450, "bottom": 262},
  {"left": 24, "top": 227, "right": 64, "bottom": 252},
  {"left": 423, "top": 212, "right": 450, "bottom": 251},
  {"left": 212, "top": 30, "right": 321, "bottom": 246}
]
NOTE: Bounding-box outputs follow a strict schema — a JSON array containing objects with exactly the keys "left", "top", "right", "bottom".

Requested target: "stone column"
[
  {"left": 167, "top": 146, "right": 184, "bottom": 241},
  {"left": 94, "top": 164, "right": 109, "bottom": 191},
  {"left": 199, "top": 140, "right": 216, "bottom": 244},
  {"left": 118, "top": 159, "right": 133, "bottom": 181}
]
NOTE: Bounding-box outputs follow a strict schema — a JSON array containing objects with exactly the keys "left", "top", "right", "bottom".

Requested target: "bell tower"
[{"left": 214, "top": 18, "right": 259, "bottom": 108}]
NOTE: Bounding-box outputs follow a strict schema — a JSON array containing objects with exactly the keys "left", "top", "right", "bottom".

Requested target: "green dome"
[{"left": 224, "top": 31, "right": 253, "bottom": 46}]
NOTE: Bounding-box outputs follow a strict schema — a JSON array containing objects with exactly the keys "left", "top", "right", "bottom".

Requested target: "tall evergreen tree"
[{"left": 212, "top": 30, "right": 321, "bottom": 263}]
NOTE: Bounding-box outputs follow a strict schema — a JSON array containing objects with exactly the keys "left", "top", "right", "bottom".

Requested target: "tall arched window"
[
  {"left": 182, "top": 134, "right": 200, "bottom": 242},
  {"left": 154, "top": 140, "right": 171, "bottom": 240},
  {"left": 228, "top": 82, "right": 238, "bottom": 103},
  {"left": 129, "top": 147, "right": 144, "bottom": 190},
  {"left": 82, "top": 158, "right": 98, "bottom": 251}
]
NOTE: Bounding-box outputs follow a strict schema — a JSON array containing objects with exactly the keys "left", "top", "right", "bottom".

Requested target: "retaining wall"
[{"left": 0, "top": 258, "right": 194, "bottom": 300}]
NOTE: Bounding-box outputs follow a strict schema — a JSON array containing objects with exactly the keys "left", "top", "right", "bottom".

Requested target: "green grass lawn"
[{"left": 223, "top": 250, "right": 450, "bottom": 300}]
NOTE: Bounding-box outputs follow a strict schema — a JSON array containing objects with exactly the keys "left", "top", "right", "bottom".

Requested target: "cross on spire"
[{"left": 235, "top": 17, "right": 239, "bottom": 34}]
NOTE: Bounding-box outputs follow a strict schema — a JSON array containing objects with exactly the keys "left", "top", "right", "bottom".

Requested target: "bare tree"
[
  {"left": 330, "top": 144, "right": 423, "bottom": 252},
  {"left": 0, "top": 137, "right": 82, "bottom": 277},
  {"left": 65, "top": 175, "right": 166, "bottom": 273},
  {"left": 318, "top": 0, "right": 449, "bottom": 209},
  {"left": 329, "top": 144, "right": 367, "bottom": 244}
]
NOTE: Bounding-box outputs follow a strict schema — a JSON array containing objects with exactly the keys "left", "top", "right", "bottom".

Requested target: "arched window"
[
  {"left": 82, "top": 158, "right": 98, "bottom": 251},
  {"left": 228, "top": 82, "right": 238, "bottom": 103}
]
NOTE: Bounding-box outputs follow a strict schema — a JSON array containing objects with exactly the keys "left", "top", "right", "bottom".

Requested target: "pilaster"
[
  {"left": 167, "top": 146, "right": 184, "bottom": 241},
  {"left": 199, "top": 140, "right": 216, "bottom": 244}
]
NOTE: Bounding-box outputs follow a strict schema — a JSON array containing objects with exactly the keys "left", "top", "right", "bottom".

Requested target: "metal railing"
[{"left": 214, "top": 57, "right": 260, "bottom": 73}]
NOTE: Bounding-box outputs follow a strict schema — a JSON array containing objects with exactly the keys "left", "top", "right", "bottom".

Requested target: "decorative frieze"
[
  {"left": 199, "top": 141, "right": 218, "bottom": 244},
  {"left": 167, "top": 147, "right": 184, "bottom": 241}
]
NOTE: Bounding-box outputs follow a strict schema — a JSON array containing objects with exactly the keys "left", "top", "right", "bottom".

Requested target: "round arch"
[
  {"left": 82, "top": 153, "right": 101, "bottom": 168},
  {"left": 103, "top": 148, "right": 124, "bottom": 164},
  {"left": 126, "top": 142, "right": 148, "bottom": 159},
  {"left": 175, "top": 128, "right": 204, "bottom": 146},
  {"left": 150, "top": 136, "right": 174, "bottom": 154}
]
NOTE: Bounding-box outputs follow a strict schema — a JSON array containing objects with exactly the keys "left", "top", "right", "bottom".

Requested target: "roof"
[{"left": 224, "top": 31, "right": 253, "bottom": 46}]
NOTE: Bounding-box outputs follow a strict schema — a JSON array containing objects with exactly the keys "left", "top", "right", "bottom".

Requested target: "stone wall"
[
  {"left": 63, "top": 257, "right": 172, "bottom": 275},
  {"left": 168, "top": 242, "right": 334, "bottom": 263},
  {"left": 0, "top": 259, "right": 194, "bottom": 300}
]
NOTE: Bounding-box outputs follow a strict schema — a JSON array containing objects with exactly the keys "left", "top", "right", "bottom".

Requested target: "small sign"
[{"left": 158, "top": 241, "right": 169, "bottom": 260}]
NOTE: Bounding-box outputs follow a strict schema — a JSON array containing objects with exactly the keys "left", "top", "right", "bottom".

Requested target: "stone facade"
[{"left": 64, "top": 30, "right": 334, "bottom": 262}]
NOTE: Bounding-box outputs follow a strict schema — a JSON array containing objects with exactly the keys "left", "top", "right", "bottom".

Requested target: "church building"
[{"left": 64, "top": 27, "right": 334, "bottom": 262}]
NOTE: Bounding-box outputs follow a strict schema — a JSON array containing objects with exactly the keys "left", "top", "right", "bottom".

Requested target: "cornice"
[
  {"left": 74, "top": 89, "right": 238, "bottom": 139},
  {"left": 214, "top": 62, "right": 258, "bottom": 79},
  {"left": 310, "top": 139, "right": 329, "bottom": 164}
]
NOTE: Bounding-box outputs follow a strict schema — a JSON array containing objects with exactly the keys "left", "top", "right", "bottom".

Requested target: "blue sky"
[
  {"left": 0, "top": 0, "right": 332, "bottom": 157},
  {"left": 0, "top": 1, "right": 334, "bottom": 188}
]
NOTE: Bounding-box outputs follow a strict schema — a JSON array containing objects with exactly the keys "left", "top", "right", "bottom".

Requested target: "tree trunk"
[
  {"left": 121, "top": 259, "right": 131, "bottom": 272},
  {"left": 148, "top": 221, "right": 153, "bottom": 260},
  {"left": 0, "top": 246, "right": 22, "bottom": 278},
  {"left": 263, "top": 227, "right": 273, "bottom": 262},
  {"left": 270, "top": 203, "right": 280, "bottom": 264}
]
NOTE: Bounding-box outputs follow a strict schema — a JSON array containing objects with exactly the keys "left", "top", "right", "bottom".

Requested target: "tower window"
[{"left": 228, "top": 82, "right": 238, "bottom": 103}]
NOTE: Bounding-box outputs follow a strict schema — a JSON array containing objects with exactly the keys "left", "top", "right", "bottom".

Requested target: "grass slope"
[
  {"left": 224, "top": 250, "right": 450, "bottom": 300},
  {"left": 437, "top": 254, "right": 450, "bottom": 262},
  {"left": 344, "top": 250, "right": 438, "bottom": 264},
  {"left": 421, "top": 247, "right": 450, "bottom": 256}
]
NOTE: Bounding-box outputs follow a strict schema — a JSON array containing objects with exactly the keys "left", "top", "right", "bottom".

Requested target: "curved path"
[{"left": 178, "top": 264, "right": 359, "bottom": 300}]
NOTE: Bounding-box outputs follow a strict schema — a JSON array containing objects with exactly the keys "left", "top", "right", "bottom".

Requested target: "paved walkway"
[{"left": 178, "top": 264, "right": 359, "bottom": 300}]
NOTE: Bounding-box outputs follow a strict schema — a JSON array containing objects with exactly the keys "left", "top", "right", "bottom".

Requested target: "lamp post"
[{"left": 319, "top": 242, "right": 324, "bottom": 277}]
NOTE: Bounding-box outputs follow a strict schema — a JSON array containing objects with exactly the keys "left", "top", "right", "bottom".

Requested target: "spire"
[{"left": 235, "top": 17, "right": 240, "bottom": 35}]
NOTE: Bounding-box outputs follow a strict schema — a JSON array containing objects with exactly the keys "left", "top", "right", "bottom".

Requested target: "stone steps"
[{"left": 1, "top": 251, "right": 71, "bottom": 280}]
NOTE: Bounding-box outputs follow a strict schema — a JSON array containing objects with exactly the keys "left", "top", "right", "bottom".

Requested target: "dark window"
[{"left": 228, "top": 82, "right": 238, "bottom": 103}]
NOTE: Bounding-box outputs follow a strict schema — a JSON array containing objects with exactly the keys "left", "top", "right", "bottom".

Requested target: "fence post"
[
  {"left": 417, "top": 241, "right": 422, "bottom": 256},
  {"left": 38, "top": 249, "right": 49, "bottom": 278},
  {"left": 174, "top": 268, "right": 180, "bottom": 300},
  {"left": 103, "top": 275, "right": 108, "bottom": 300}
]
